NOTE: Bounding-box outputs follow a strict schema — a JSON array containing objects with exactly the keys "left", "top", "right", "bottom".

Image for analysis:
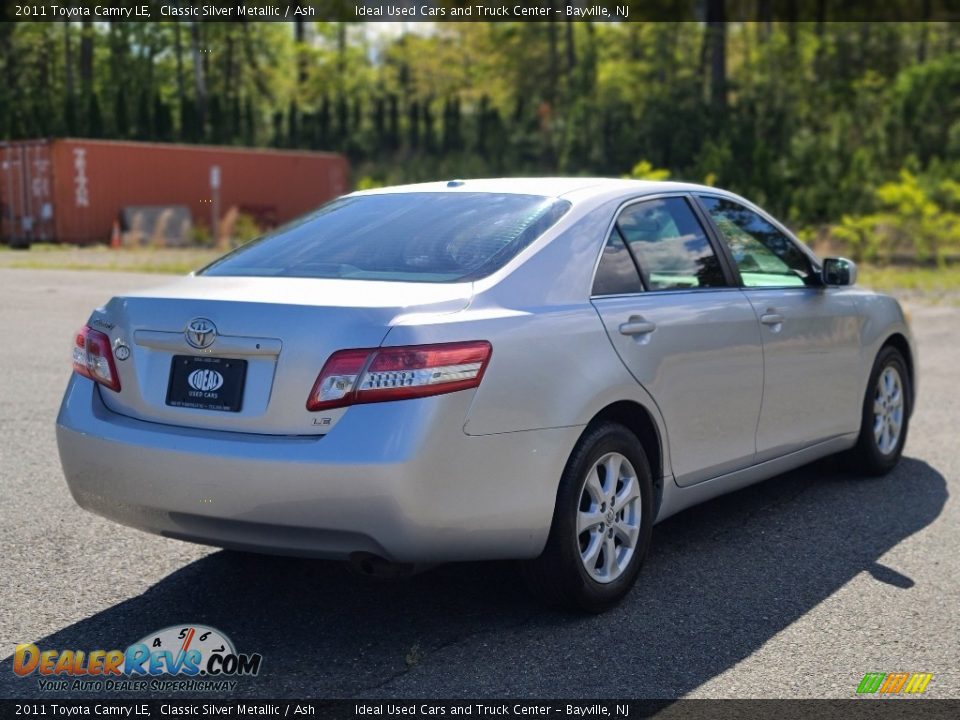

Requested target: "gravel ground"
[{"left": 0, "top": 269, "right": 956, "bottom": 700}]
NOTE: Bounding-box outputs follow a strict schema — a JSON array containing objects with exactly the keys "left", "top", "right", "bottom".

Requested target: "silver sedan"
[{"left": 57, "top": 179, "right": 915, "bottom": 612}]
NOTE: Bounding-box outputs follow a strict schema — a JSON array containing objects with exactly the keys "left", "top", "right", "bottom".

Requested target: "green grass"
[
  {"left": 3, "top": 260, "right": 207, "bottom": 274},
  {"left": 0, "top": 246, "right": 222, "bottom": 274},
  {"left": 856, "top": 265, "right": 960, "bottom": 292},
  {"left": 2, "top": 246, "right": 959, "bottom": 299}
]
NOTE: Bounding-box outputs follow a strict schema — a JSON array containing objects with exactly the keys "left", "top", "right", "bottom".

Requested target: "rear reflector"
[
  {"left": 73, "top": 325, "right": 121, "bottom": 392},
  {"left": 307, "top": 341, "right": 492, "bottom": 412}
]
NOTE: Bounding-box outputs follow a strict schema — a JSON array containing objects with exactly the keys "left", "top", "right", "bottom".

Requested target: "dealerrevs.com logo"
[{"left": 13, "top": 625, "right": 262, "bottom": 692}]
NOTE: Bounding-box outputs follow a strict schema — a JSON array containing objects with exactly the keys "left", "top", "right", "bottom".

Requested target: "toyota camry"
[{"left": 57, "top": 179, "right": 915, "bottom": 612}]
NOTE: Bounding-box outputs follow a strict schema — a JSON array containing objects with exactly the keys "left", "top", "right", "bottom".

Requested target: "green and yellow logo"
[{"left": 857, "top": 672, "right": 933, "bottom": 695}]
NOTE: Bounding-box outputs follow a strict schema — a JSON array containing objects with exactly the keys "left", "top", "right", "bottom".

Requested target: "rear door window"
[
  {"left": 616, "top": 197, "right": 727, "bottom": 291},
  {"left": 592, "top": 230, "right": 644, "bottom": 296},
  {"left": 201, "top": 192, "right": 571, "bottom": 283}
]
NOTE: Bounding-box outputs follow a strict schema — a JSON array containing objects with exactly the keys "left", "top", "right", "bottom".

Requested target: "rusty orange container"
[{"left": 1, "top": 139, "right": 349, "bottom": 245}]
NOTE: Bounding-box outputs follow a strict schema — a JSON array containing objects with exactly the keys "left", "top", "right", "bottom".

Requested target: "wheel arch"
[
  {"left": 880, "top": 332, "right": 915, "bottom": 414},
  {"left": 586, "top": 401, "right": 665, "bottom": 520}
]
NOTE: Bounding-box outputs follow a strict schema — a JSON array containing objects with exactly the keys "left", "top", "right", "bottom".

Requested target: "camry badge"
[{"left": 185, "top": 318, "right": 218, "bottom": 349}]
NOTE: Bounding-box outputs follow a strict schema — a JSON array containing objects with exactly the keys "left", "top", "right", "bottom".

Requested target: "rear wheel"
[
  {"left": 522, "top": 422, "right": 653, "bottom": 613},
  {"left": 847, "top": 346, "right": 911, "bottom": 476}
]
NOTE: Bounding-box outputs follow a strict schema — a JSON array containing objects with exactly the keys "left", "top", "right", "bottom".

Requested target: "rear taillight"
[
  {"left": 72, "top": 325, "right": 121, "bottom": 392},
  {"left": 307, "top": 341, "right": 492, "bottom": 411}
]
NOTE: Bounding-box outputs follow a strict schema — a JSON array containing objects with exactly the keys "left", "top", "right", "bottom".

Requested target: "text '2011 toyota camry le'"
[{"left": 57, "top": 178, "right": 915, "bottom": 612}]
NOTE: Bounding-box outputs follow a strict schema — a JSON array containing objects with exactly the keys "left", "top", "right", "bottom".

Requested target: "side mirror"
[{"left": 822, "top": 257, "right": 857, "bottom": 287}]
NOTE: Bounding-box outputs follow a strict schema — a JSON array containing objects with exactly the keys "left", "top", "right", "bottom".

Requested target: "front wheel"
[
  {"left": 847, "top": 346, "right": 911, "bottom": 476},
  {"left": 522, "top": 422, "right": 653, "bottom": 613}
]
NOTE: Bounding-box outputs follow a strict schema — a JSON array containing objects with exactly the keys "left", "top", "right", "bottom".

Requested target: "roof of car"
[{"left": 350, "top": 177, "right": 719, "bottom": 200}]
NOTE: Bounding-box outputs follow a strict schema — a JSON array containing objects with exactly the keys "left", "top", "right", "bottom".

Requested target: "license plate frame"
[{"left": 166, "top": 355, "right": 247, "bottom": 413}]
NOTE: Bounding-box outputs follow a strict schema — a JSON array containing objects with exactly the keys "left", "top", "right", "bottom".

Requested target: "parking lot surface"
[{"left": 0, "top": 269, "right": 957, "bottom": 699}]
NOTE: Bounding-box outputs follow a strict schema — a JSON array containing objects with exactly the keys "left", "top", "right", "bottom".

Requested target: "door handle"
[
  {"left": 760, "top": 313, "right": 785, "bottom": 326},
  {"left": 619, "top": 317, "right": 657, "bottom": 336}
]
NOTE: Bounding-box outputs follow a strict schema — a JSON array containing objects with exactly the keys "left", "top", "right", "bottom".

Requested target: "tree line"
[{"left": 1, "top": 19, "right": 959, "bottom": 259}]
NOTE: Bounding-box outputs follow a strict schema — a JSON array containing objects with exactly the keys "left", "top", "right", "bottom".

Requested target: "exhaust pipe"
[{"left": 348, "top": 552, "right": 424, "bottom": 580}]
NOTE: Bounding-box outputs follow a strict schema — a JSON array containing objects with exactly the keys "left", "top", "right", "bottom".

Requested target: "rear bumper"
[{"left": 56, "top": 376, "right": 578, "bottom": 562}]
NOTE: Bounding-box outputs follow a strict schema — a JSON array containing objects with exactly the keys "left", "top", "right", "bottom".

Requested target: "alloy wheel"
[
  {"left": 577, "top": 452, "right": 642, "bottom": 584},
  {"left": 873, "top": 365, "right": 904, "bottom": 455}
]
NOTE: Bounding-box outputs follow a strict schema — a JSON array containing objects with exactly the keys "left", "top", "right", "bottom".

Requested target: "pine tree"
[
  {"left": 408, "top": 100, "right": 420, "bottom": 150},
  {"left": 179, "top": 97, "right": 196, "bottom": 142},
  {"left": 442, "top": 98, "right": 462, "bottom": 152},
  {"left": 287, "top": 99, "right": 300, "bottom": 148},
  {"left": 8, "top": 107, "right": 25, "bottom": 140},
  {"left": 351, "top": 98, "right": 362, "bottom": 139},
  {"left": 476, "top": 95, "right": 490, "bottom": 155},
  {"left": 373, "top": 97, "right": 385, "bottom": 151},
  {"left": 317, "top": 96, "right": 330, "bottom": 149},
  {"left": 209, "top": 95, "right": 224, "bottom": 144},
  {"left": 243, "top": 97, "right": 255, "bottom": 146},
  {"left": 154, "top": 94, "right": 173, "bottom": 142},
  {"left": 422, "top": 100, "right": 434, "bottom": 154},
  {"left": 230, "top": 97, "right": 241, "bottom": 144},
  {"left": 485, "top": 105, "right": 505, "bottom": 171},
  {"left": 271, "top": 110, "right": 283, "bottom": 147},
  {"left": 336, "top": 96, "right": 348, "bottom": 148},
  {"left": 301, "top": 111, "right": 315, "bottom": 149},
  {"left": 64, "top": 94, "right": 78, "bottom": 136},
  {"left": 135, "top": 89, "right": 151, "bottom": 140},
  {"left": 387, "top": 94, "right": 399, "bottom": 150},
  {"left": 113, "top": 89, "right": 129, "bottom": 139},
  {"left": 87, "top": 92, "right": 104, "bottom": 138}
]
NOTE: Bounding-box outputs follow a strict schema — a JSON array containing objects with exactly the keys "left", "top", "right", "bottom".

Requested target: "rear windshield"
[{"left": 200, "top": 192, "right": 571, "bottom": 283}]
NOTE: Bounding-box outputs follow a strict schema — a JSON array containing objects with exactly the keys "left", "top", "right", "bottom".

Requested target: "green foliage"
[
  {"left": 625, "top": 161, "right": 671, "bottom": 181},
  {"left": 1, "top": 20, "right": 958, "bottom": 264},
  {"left": 190, "top": 224, "right": 213, "bottom": 248},
  {"left": 229, "top": 213, "right": 263, "bottom": 247},
  {"left": 355, "top": 176, "right": 385, "bottom": 191},
  {"left": 829, "top": 171, "right": 960, "bottom": 265},
  {"left": 890, "top": 55, "right": 960, "bottom": 165}
]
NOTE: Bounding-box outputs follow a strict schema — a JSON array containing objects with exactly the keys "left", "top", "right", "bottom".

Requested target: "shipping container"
[{"left": 0, "top": 139, "right": 349, "bottom": 247}]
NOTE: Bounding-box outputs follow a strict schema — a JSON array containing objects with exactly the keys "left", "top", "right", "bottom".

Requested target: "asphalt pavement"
[{"left": 0, "top": 269, "right": 957, "bottom": 699}]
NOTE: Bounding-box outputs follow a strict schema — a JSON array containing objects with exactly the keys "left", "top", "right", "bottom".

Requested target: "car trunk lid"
[{"left": 90, "top": 276, "right": 472, "bottom": 435}]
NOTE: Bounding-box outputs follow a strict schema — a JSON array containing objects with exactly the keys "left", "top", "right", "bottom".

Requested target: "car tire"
[
  {"left": 521, "top": 422, "right": 654, "bottom": 613},
  {"left": 847, "top": 346, "right": 911, "bottom": 476}
]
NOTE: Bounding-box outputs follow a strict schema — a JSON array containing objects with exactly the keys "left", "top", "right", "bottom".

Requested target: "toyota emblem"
[{"left": 185, "top": 318, "right": 218, "bottom": 349}]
